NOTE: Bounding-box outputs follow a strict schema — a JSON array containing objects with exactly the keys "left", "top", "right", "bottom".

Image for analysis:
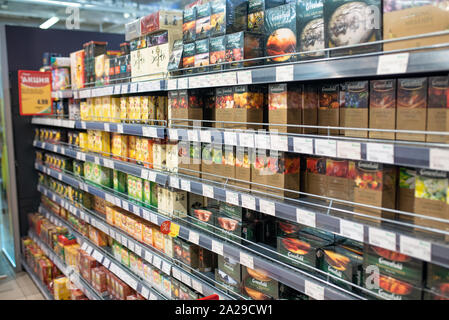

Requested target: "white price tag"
[
  {"left": 92, "top": 250, "right": 103, "bottom": 262},
  {"left": 315, "top": 139, "right": 337, "bottom": 157},
  {"left": 149, "top": 292, "right": 157, "bottom": 300},
  {"left": 337, "top": 141, "right": 361, "bottom": 160},
  {"left": 276, "top": 65, "right": 294, "bottom": 82},
  {"left": 142, "top": 126, "right": 158, "bottom": 138},
  {"left": 223, "top": 72, "right": 237, "bottom": 86},
  {"left": 339, "top": 220, "right": 364, "bottom": 242},
  {"left": 239, "top": 133, "right": 254, "bottom": 148},
  {"left": 144, "top": 250, "right": 153, "bottom": 263},
  {"left": 169, "top": 177, "right": 180, "bottom": 189},
  {"left": 121, "top": 84, "right": 129, "bottom": 94},
  {"left": 239, "top": 252, "right": 254, "bottom": 269},
  {"left": 191, "top": 279, "right": 203, "bottom": 294},
  {"left": 152, "top": 255, "right": 162, "bottom": 269},
  {"left": 200, "top": 130, "right": 211, "bottom": 143},
  {"left": 128, "top": 241, "right": 135, "bottom": 252},
  {"left": 429, "top": 148, "right": 449, "bottom": 171},
  {"left": 116, "top": 124, "right": 123, "bottom": 134},
  {"left": 296, "top": 208, "right": 316, "bottom": 228},
  {"left": 162, "top": 261, "right": 171, "bottom": 275},
  {"left": 104, "top": 123, "right": 110, "bottom": 132},
  {"left": 122, "top": 201, "right": 129, "bottom": 211},
  {"left": 114, "top": 197, "right": 121, "bottom": 207},
  {"left": 103, "top": 257, "right": 111, "bottom": 269},
  {"left": 121, "top": 235, "right": 128, "bottom": 247},
  {"left": 167, "top": 79, "right": 177, "bottom": 90},
  {"left": 188, "top": 130, "right": 199, "bottom": 142},
  {"left": 168, "top": 129, "right": 178, "bottom": 140},
  {"left": 178, "top": 78, "right": 188, "bottom": 89},
  {"left": 241, "top": 194, "right": 256, "bottom": 210},
  {"left": 181, "top": 180, "right": 191, "bottom": 192},
  {"left": 211, "top": 240, "right": 223, "bottom": 256},
  {"left": 188, "top": 231, "right": 199, "bottom": 245},
  {"left": 142, "top": 209, "right": 150, "bottom": 221},
  {"left": 113, "top": 85, "right": 121, "bottom": 95},
  {"left": 150, "top": 213, "right": 158, "bottom": 225},
  {"left": 255, "top": 133, "right": 270, "bottom": 150},
  {"left": 58, "top": 173, "right": 62, "bottom": 181},
  {"left": 224, "top": 131, "right": 237, "bottom": 146},
  {"left": 133, "top": 205, "right": 140, "bottom": 216},
  {"left": 103, "top": 159, "right": 114, "bottom": 169},
  {"left": 94, "top": 157, "right": 100, "bottom": 165},
  {"left": 225, "top": 191, "right": 239, "bottom": 206},
  {"left": 141, "top": 169, "right": 149, "bottom": 180},
  {"left": 377, "top": 53, "right": 409, "bottom": 75},
  {"left": 181, "top": 273, "right": 192, "bottom": 287},
  {"left": 134, "top": 244, "right": 142, "bottom": 256},
  {"left": 270, "top": 134, "right": 288, "bottom": 151},
  {"left": 105, "top": 193, "right": 115, "bottom": 204},
  {"left": 172, "top": 268, "right": 181, "bottom": 281},
  {"left": 140, "top": 286, "right": 150, "bottom": 299},
  {"left": 202, "top": 185, "right": 214, "bottom": 198},
  {"left": 305, "top": 280, "right": 324, "bottom": 300},
  {"left": 400, "top": 236, "right": 431, "bottom": 262},
  {"left": 148, "top": 171, "right": 157, "bottom": 182},
  {"left": 237, "top": 70, "right": 252, "bottom": 85},
  {"left": 130, "top": 82, "right": 138, "bottom": 93},
  {"left": 366, "top": 143, "right": 394, "bottom": 164},
  {"left": 259, "top": 199, "right": 275, "bottom": 216},
  {"left": 369, "top": 227, "right": 396, "bottom": 251},
  {"left": 53, "top": 145, "right": 58, "bottom": 153}
]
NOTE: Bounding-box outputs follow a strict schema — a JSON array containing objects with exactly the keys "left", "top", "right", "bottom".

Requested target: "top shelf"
[{"left": 71, "top": 49, "right": 449, "bottom": 99}]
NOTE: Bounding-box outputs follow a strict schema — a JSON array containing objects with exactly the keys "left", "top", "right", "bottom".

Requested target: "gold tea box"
[
  {"left": 426, "top": 76, "right": 449, "bottom": 143},
  {"left": 120, "top": 96, "right": 128, "bottom": 122},
  {"left": 102, "top": 96, "right": 111, "bottom": 122},
  {"left": 369, "top": 79, "right": 396, "bottom": 140},
  {"left": 110, "top": 97, "right": 121, "bottom": 123}
]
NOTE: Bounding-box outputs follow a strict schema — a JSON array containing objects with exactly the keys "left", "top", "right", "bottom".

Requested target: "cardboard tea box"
[
  {"left": 396, "top": 167, "right": 416, "bottom": 222},
  {"left": 426, "top": 76, "right": 449, "bottom": 143},
  {"left": 426, "top": 263, "right": 449, "bottom": 299},
  {"left": 305, "top": 156, "right": 328, "bottom": 197},
  {"left": 268, "top": 83, "right": 302, "bottom": 134},
  {"left": 189, "top": 205, "right": 218, "bottom": 233},
  {"left": 413, "top": 169, "right": 449, "bottom": 234},
  {"left": 264, "top": 151, "right": 301, "bottom": 199},
  {"left": 196, "top": 2, "right": 212, "bottom": 40},
  {"left": 215, "top": 255, "right": 242, "bottom": 292},
  {"left": 326, "top": 158, "right": 356, "bottom": 202},
  {"left": 215, "top": 87, "right": 235, "bottom": 128},
  {"left": 302, "top": 84, "right": 319, "bottom": 134},
  {"left": 396, "top": 77, "right": 428, "bottom": 142},
  {"left": 324, "top": 0, "right": 382, "bottom": 56},
  {"left": 183, "top": 6, "right": 196, "bottom": 43},
  {"left": 201, "top": 143, "right": 224, "bottom": 183},
  {"left": 182, "top": 42, "right": 195, "bottom": 75},
  {"left": 242, "top": 266, "right": 279, "bottom": 300},
  {"left": 209, "top": 35, "right": 227, "bottom": 71},
  {"left": 168, "top": 90, "right": 203, "bottom": 128},
  {"left": 232, "top": 85, "right": 264, "bottom": 130},
  {"left": 383, "top": 0, "right": 449, "bottom": 51},
  {"left": 225, "top": 31, "right": 264, "bottom": 69},
  {"left": 277, "top": 219, "right": 335, "bottom": 241},
  {"left": 297, "top": 0, "right": 325, "bottom": 59},
  {"left": 343, "top": 81, "right": 369, "bottom": 137},
  {"left": 210, "top": 0, "right": 226, "bottom": 37},
  {"left": 251, "top": 148, "right": 269, "bottom": 194},
  {"left": 369, "top": 79, "right": 397, "bottom": 140},
  {"left": 140, "top": 10, "right": 182, "bottom": 35},
  {"left": 318, "top": 83, "right": 340, "bottom": 135},
  {"left": 353, "top": 161, "right": 397, "bottom": 222},
  {"left": 223, "top": 144, "right": 236, "bottom": 182},
  {"left": 166, "top": 189, "right": 188, "bottom": 218},
  {"left": 248, "top": 0, "right": 285, "bottom": 33},
  {"left": 264, "top": 3, "right": 298, "bottom": 63},
  {"left": 231, "top": 146, "right": 253, "bottom": 189}
]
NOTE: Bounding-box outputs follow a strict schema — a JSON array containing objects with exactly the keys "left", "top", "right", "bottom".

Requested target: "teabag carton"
[
  {"left": 302, "top": 84, "right": 319, "bottom": 134},
  {"left": 215, "top": 87, "right": 235, "bottom": 128},
  {"left": 297, "top": 0, "right": 325, "bottom": 59},
  {"left": 343, "top": 81, "right": 369, "bottom": 137},
  {"left": 305, "top": 156, "right": 328, "bottom": 198},
  {"left": 426, "top": 76, "right": 449, "bottom": 143},
  {"left": 268, "top": 83, "right": 302, "bottom": 134},
  {"left": 225, "top": 31, "right": 264, "bottom": 69},
  {"left": 209, "top": 35, "right": 227, "bottom": 72},
  {"left": 397, "top": 167, "right": 416, "bottom": 223},
  {"left": 183, "top": 7, "right": 196, "bottom": 43},
  {"left": 248, "top": 0, "right": 285, "bottom": 33},
  {"left": 326, "top": 158, "right": 356, "bottom": 202},
  {"left": 318, "top": 83, "right": 340, "bottom": 135},
  {"left": 196, "top": 2, "right": 212, "bottom": 40},
  {"left": 396, "top": 77, "right": 428, "bottom": 142},
  {"left": 369, "top": 79, "right": 396, "bottom": 140},
  {"left": 353, "top": 161, "right": 397, "bottom": 223},
  {"left": 264, "top": 151, "right": 301, "bottom": 199}
]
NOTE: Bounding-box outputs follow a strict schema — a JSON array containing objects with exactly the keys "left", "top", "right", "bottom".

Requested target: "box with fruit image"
[
  {"left": 183, "top": 7, "right": 196, "bottom": 43},
  {"left": 251, "top": 149, "right": 269, "bottom": 195},
  {"left": 305, "top": 156, "right": 327, "bottom": 198},
  {"left": 297, "top": 0, "right": 325, "bottom": 59},
  {"left": 302, "top": 84, "right": 319, "bottom": 134},
  {"left": 268, "top": 83, "right": 302, "bottom": 134},
  {"left": 242, "top": 266, "right": 279, "bottom": 300},
  {"left": 263, "top": 151, "right": 300, "bottom": 199},
  {"left": 232, "top": 85, "right": 264, "bottom": 130},
  {"left": 90, "top": 163, "right": 112, "bottom": 188},
  {"left": 369, "top": 79, "right": 396, "bottom": 140},
  {"left": 396, "top": 77, "right": 428, "bottom": 142},
  {"left": 248, "top": 0, "right": 285, "bottom": 33},
  {"left": 397, "top": 167, "right": 415, "bottom": 222},
  {"left": 225, "top": 31, "right": 264, "bottom": 69},
  {"left": 209, "top": 35, "right": 227, "bottom": 71},
  {"left": 426, "top": 76, "right": 449, "bottom": 143},
  {"left": 113, "top": 170, "right": 127, "bottom": 194},
  {"left": 189, "top": 205, "right": 218, "bottom": 233},
  {"left": 182, "top": 42, "right": 195, "bottom": 75},
  {"left": 230, "top": 146, "right": 253, "bottom": 190},
  {"left": 363, "top": 244, "right": 424, "bottom": 300},
  {"left": 216, "top": 203, "right": 258, "bottom": 243},
  {"left": 413, "top": 169, "right": 449, "bottom": 235},
  {"left": 222, "top": 144, "right": 236, "bottom": 182},
  {"left": 215, "top": 87, "right": 235, "bottom": 128},
  {"left": 342, "top": 81, "right": 369, "bottom": 137},
  {"left": 425, "top": 263, "right": 449, "bottom": 300},
  {"left": 201, "top": 143, "right": 222, "bottom": 183},
  {"left": 264, "top": 3, "right": 297, "bottom": 64},
  {"left": 169, "top": 90, "right": 203, "bottom": 128},
  {"left": 324, "top": 0, "right": 382, "bottom": 57},
  {"left": 319, "top": 243, "right": 363, "bottom": 292},
  {"left": 318, "top": 84, "right": 340, "bottom": 135},
  {"left": 215, "top": 255, "right": 242, "bottom": 293},
  {"left": 277, "top": 230, "right": 331, "bottom": 270},
  {"left": 326, "top": 158, "right": 356, "bottom": 202},
  {"left": 353, "top": 161, "right": 397, "bottom": 223}
]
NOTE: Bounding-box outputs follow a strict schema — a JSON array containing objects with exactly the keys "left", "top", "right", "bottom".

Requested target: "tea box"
[
  {"left": 196, "top": 2, "right": 211, "bottom": 40},
  {"left": 383, "top": 0, "right": 449, "bottom": 51},
  {"left": 242, "top": 266, "right": 279, "bottom": 300},
  {"left": 167, "top": 39, "right": 184, "bottom": 77},
  {"left": 297, "top": 0, "right": 325, "bottom": 59},
  {"left": 216, "top": 255, "right": 242, "bottom": 292},
  {"left": 262, "top": 151, "right": 300, "bottom": 199},
  {"left": 194, "top": 39, "right": 210, "bottom": 73},
  {"left": 413, "top": 169, "right": 449, "bottom": 234},
  {"left": 396, "top": 77, "right": 428, "bottom": 142},
  {"left": 264, "top": 3, "right": 298, "bottom": 63},
  {"left": 326, "top": 158, "right": 356, "bottom": 201},
  {"left": 305, "top": 156, "right": 327, "bottom": 197},
  {"left": 70, "top": 49, "right": 85, "bottom": 90},
  {"left": 153, "top": 139, "right": 167, "bottom": 171},
  {"left": 369, "top": 79, "right": 397, "bottom": 140},
  {"left": 426, "top": 263, "right": 449, "bottom": 300},
  {"left": 222, "top": 144, "right": 236, "bottom": 181},
  {"left": 232, "top": 85, "right": 264, "bottom": 130},
  {"left": 302, "top": 84, "right": 319, "bottom": 133},
  {"left": 268, "top": 83, "right": 303, "bottom": 134},
  {"left": 210, "top": 0, "right": 226, "bottom": 37},
  {"left": 342, "top": 81, "right": 369, "bottom": 137},
  {"left": 183, "top": 7, "right": 196, "bottom": 43},
  {"left": 353, "top": 161, "right": 397, "bottom": 222},
  {"left": 111, "top": 133, "right": 128, "bottom": 162},
  {"left": 209, "top": 35, "right": 227, "bottom": 71},
  {"left": 215, "top": 87, "right": 235, "bottom": 128},
  {"left": 324, "top": 0, "right": 382, "bottom": 57},
  {"left": 225, "top": 31, "right": 264, "bottom": 69},
  {"left": 318, "top": 84, "right": 340, "bottom": 135},
  {"left": 279, "top": 283, "right": 310, "bottom": 300},
  {"left": 396, "top": 167, "right": 415, "bottom": 222},
  {"left": 169, "top": 90, "right": 203, "bottom": 128},
  {"left": 216, "top": 203, "right": 258, "bottom": 242},
  {"left": 248, "top": 0, "right": 285, "bottom": 33},
  {"left": 166, "top": 189, "right": 188, "bottom": 218},
  {"left": 166, "top": 140, "right": 178, "bottom": 173},
  {"left": 231, "top": 146, "right": 253, "bottom": 190},
  {"left": 426, "top": 76, "right": 449, "bottom": 143}
]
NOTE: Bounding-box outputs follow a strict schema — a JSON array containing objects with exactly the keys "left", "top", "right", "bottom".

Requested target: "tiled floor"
[{"left": 0, "top": 254, "right": 45, "bottom": 300}]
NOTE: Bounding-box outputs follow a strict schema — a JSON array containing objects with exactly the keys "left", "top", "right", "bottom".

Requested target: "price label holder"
[
  {"left": 224, "top": 131, "right": 237, "bottom": 146},
  {"left": 167, "top": 79, "right": 177, "bottom": 90},
  {"left": 225, "top": 190, "right": 239, "bottom": 206},
  {"left": 168, "top": 129, "right": 178, "bottom": 140},
  {"left": 116, "top": 124, "right": 123, "bottom": 134},
  {"left": 202, "top": 185, "right": 214, "bottom": 198},
  {"left": 134, "top": 244, "right": 142, "bottom": 257},
  {"left": 169, "top": 176, "right": 180, "bottom": 189},
  {"left": 276, "top": 65, "right": 294, "bottom": 82},
  {"left": 270, "top": 134, "right": 288, "bottom": 152},
  {"left": 239, "top": 252, "right": 254, "bottom": 269},
  {"left": 400, "top": 236, "right": 431, "bottom": 262},
  {"left": 181, "top": 179, "right": 191, "bottom": 192},
  {"left": 144, "top": 250, "right": 153, "bottom": 264},
  {"left": 241, "top": 194, "right": 256, "bottom": 211},
  {"left": 337, "top": 141, "right": 361, "bottom": 160},
  {"left": 237, "top": 70, "right": 252, "bottom": 84},
  {"left": 296, "top": 208, "right": 316, "bottom": 228},
  {"left": 130, "top": 82, "right": 138, "bottom": 93},
  {"left": 187, "top": 129, "right": 199, "bottom": 142},
  {"left": 429, "top": 148, "right": 449, "bottom": 171},
  {"left": 181, "top": 273, "right": 192, "bottom": 287},
  {"left": 162, "top": 261, "right": 172, "bottom": 275},
  {"left": 178, "top": 78, "right": 188, "bottom": 90},
  {"left": 192, "top": 279, "right": 203, "bottom": 295},
  {"left": 259, "top": 199, "right": 275, "bottom": 216},
  {"left": 339, "top": 220, "right": 364, "bottom": 242},
  {"left": 305, "top": 280, "right": 324, "bottom": 300},
  {"left": 188, "top": 231, "right": 199, "bottom": 245},
  {"left": 255, "top": 132, "right": 270, "bottom": 150},
  {"left": 293, "top": 137, "right": 314, "bottom": 154},
  {"left": 172, "top": 268, "right": 181, "bottom": 281},
  {"left": 200, "top": 130, "right": 212, "bottom": 143},
  {"left": 377, "top": 53, "right": 409, "bottom": 75},
  {"left": 366, "top": 143, "right": 394, "bottom": 164},
  {"left": 152, "top": 255, "right": 162, "bottom": 270},
  {"left": 315, "top": 139, "right": 337, "bottom": 157},
  {"left": 121, "top": 84, "right": 129, "bottom": 94},
  {"left": 211, "top": 240, "right": 223, "bottom": 256},
  {"left": 369, "top": 227, "right": 396, "bottom": 251},
  {"left": 239, "top": 132, "right": 254, "bottom": 148}
]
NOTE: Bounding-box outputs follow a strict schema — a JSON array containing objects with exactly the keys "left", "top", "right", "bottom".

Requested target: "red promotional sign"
[
  {"left": 18, "top": 70, "right": 52, "bottom": 116},
  {"left": 160, "top": 220, "right": 171, "bottom": 235}
]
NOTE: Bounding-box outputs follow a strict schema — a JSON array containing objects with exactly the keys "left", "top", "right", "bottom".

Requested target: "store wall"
[{"left": 3, "top": 25, "right": 124, "bottom": 239}]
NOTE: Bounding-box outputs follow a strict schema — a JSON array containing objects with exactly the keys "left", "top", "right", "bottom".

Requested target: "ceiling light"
[
  {"left": 39, "top": 16, "right": 59, "bottom": 29},
  {"left": 123, "top": 12, "right": 130, "bottom": 18}
]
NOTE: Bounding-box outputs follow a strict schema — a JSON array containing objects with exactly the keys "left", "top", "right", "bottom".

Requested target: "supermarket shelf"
[
  {"left": 51, "top": 90, "right": 73, "bottom": 99},
  {"left": 36, "top": 205, "right": 167, "bottom": 300},
  {"left": 69, "top": 49, "right": 449, "bottom": 99},
  {"left": 36, "top": 184, "right": 236, "bottom": 300},
  {"left": 21, "top": 261, "right": 54, "bottom": 300},
  {"left": 33, "top": 141, "right": 449, "bottom": 270},
  {"left": 31, "top": 118, "right": 449, "bottom": 171},
  {"left": 27, "top": 230, "right": 105, "bottom": 300},
  {"left": 34, "top": 162, "right": 359, "bottom": 300}
]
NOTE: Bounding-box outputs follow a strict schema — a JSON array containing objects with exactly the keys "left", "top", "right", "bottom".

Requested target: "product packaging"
[
  {"left": 248, "top": 0, "right": 285, "bottom": 33},
  {"left": 326, "top": 158, "right": 356, "bottom": 201},
  {"left": 396, "top": 167, "right": 415, "bottom": 222},
  {"left": 343, "top": 81, "right": 369, "bottom": 137},
  {"left": 302, "top": 84, "right": 319, "bottom": 133},
  {"left": 209, "top": 35, "right": 227, "bottom": 71},
  {"left": 426, "top": 76, "right": 449, "bottom": 143},
  {"left": 215, "top": 255, "right": 242, "bottom": 293},
  {"left": 232, "top": 85, "right": 264, "bottom": 130},
  {"left": 183, "top": 7, "right": 196, "bottom": 43},
  {"left": 318, "top": 84, "right": 340, "bottom": 135},
  {"left": 426, "top": 263, "right": 449, "bottom": 300},
  {"left": 369, "top": 79, "right": 397, "bottom": 140},
  {"left": 242, "top": 266, "right": 279, "bottom": 300},
  {"left": 297, "top": 0, "right": 325, "bottom": 59},
  {"left": 194, "top": 39, "right": 210, "bottom": 73},
  {"left": 182, "top": 42, "right": 196, "bottom": 74},
  {"left": 196, "top": 2, "right": 212, "bottom": 40},
  {"left": 225, "top": 31, "right": 264, "bottom": 69},
  {"left": 268, "top": 83, "right": 303, "bottom": 134},
  {"left": 305, "top": 156, "right": 327, "bottom": 197}
]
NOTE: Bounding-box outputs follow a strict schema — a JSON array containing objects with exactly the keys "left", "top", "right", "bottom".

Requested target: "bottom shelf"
[{"left": 21, "top": 261, "right": 54, "bottom": 300}]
